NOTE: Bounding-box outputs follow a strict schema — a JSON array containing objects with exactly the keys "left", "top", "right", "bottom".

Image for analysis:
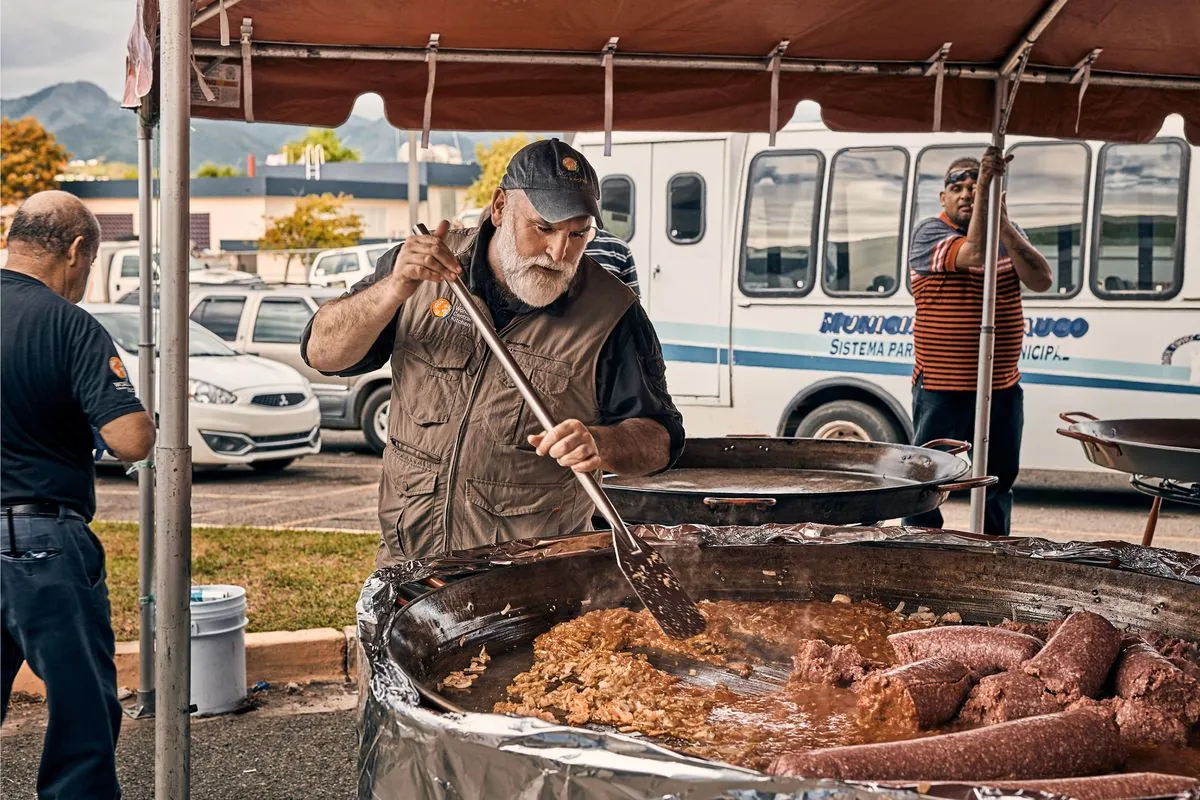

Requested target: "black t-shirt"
[
  {"left": 299, "top": 220, "right": 685, "bottom": 465},
  {"left": 1, "top": 270, "right": 146, "bottom": 519}
]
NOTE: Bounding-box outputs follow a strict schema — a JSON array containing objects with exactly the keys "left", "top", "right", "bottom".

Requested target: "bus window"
[
  {"left": 1092, "top": 140, "right": 1187, "bottom": 300},
  {"left": 600, "top": 175, "right": 635, "bottom": 242},
  {"left": 823, "top": 147, "right": 908, "bottom": 297},
  {"left": 912, "top": 144, "right": 990, "bottom": 230},
  {"left": 1006, "top": 142, "right": 1090, "bottom": 298},
  {"left": 667, "top": 173, "right": 705, "bottom": 243},
  {"left": 739, "top": 151, "right": 823, "bottom": 297}
]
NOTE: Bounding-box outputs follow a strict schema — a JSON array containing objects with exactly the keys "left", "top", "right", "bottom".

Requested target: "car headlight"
[{"left": 189, "top": 379, "right": 237, "bottom": 404}]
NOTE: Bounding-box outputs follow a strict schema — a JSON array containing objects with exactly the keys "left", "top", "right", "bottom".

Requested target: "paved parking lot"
[{"left": 95, "top": 431, "right": 1200, "bottom": 553}]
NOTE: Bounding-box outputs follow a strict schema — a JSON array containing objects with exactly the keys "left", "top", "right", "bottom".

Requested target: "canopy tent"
[
  {"left": 128, "top": 0, "right": 1200, "bottom": 141},
  {"left": 120, "top": 1, "right": 1200, "bottom": 797}
]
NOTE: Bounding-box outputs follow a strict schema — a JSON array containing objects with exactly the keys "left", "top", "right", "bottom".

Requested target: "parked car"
[
  {"left": 456, "top": 208, "right": 484, "bottom": 228},
  {"left": 87, "top": 242, "right": 263, "bottom": 303},
  {"left": 85, "top": 304, "right": 321, "bottom": 472},
  {"left": 187, "top": 286, "right": 393, "bottom": 454},
  {"left": 308, "top": 242, "right": 397, "bottom": 289}
]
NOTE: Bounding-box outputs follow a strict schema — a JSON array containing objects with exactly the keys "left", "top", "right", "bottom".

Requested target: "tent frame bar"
[
  {"left": 1000, "top": 0, "right": 1072, "bottom": 75},
  {"left": 191, "top": 39, "right": 1200, "bottom": 90}
]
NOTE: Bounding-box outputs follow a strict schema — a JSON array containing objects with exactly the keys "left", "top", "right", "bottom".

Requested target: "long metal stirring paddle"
[{"left": 410, "top": 223, "right": 705, "bottom": 639}]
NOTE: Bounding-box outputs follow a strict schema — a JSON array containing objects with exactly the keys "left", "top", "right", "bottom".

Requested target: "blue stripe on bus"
[
  {"left": 653, "top": 321, "right": 1195, "bottom": 382},
  {"left": 658, "top": 344, "right": 1200, "bottom": 396}
]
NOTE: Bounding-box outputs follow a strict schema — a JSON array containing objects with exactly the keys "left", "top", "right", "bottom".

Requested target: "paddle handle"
[{"left": 411, "top": 225, "right": 635, "bottom": 543}]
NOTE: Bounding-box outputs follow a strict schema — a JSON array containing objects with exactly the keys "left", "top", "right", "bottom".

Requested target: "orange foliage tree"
[{"left": 1, "top": 117, "right": 71, "bottom": 208}]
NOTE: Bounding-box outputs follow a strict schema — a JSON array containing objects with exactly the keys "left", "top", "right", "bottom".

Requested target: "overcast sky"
[
  {"left": 0, "top": 0, "right": 131, "bottom": 101},
  {"left": 0, "top": 0, "right": 386, "bottom": 116}
]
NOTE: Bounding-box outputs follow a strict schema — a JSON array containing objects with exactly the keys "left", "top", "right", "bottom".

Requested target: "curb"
[{"left": 12, "top": 626, "right": 360, "bottom": 698}]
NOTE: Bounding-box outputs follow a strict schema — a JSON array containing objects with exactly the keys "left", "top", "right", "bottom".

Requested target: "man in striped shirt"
[
  {"left": 585, "top": 228, "right": 640, "bottom": 297},
  {"left": 903, "top": 147, "right": 1052, "bottom": 535}
]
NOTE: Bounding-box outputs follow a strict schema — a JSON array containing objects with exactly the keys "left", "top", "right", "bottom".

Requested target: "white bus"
[{"left": 576, "top": 115, "right": 1198, "bottom": 475}]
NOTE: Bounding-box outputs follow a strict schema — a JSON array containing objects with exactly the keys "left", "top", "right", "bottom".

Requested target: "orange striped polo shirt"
[{"left": 908, "top": 213, "right": 1025, "bottom": 392}]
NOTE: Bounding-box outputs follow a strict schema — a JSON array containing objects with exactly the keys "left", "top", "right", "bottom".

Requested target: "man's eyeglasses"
[{"left": 945, "top": 169, "right": 979, "bottom": 186}]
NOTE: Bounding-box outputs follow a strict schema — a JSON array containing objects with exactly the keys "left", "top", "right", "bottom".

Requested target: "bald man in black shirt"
[{"left": 1, "top": 191, "right": 156, "bottom": 799}]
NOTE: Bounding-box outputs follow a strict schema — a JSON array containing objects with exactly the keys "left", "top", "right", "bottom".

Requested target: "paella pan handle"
[
  {"left": 702, "top": 497, "right": 779, "bottom": 510},
  {"left": 1054, "top": 426, "right": 1121, "bottom": 455},
  {"left": 1056, "top": 427, "right": 1106, "bottom": 444},
  {"left": 1059, "top": 411, "right": 1099, "bottom": 424},
  {"left": 919, "top": 438, "right": 971, "bottom": 455},
  {"left": 938, "top": 475, "right": 999, "bottom": 493}
]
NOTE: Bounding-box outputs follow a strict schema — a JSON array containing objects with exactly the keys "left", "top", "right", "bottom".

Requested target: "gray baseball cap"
[{"left": 499, "top": 138, "right": 603, "bottom": 227}]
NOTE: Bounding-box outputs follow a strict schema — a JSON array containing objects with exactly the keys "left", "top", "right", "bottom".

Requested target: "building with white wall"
[{"left": 62, "top": 161, "right": 479, "bottom": 281}]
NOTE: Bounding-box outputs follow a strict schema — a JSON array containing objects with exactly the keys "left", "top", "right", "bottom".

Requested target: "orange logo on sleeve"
[{"left": 109, "top": 357, "right": 128, "bottom": 380}]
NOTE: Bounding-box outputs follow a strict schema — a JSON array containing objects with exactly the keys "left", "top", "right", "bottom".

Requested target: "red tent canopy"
[{"left": 126, "top": 0, "right": 1200, "bottom": 142}]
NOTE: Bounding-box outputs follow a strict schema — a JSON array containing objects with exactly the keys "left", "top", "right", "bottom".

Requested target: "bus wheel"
[{"left": 794, "top": 400, "right": 902, "bottom": 443}]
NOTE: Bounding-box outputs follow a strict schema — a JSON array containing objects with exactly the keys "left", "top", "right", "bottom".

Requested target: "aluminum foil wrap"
[{"left": 356, "top": 525, "right": 1200, "bottom": 799}]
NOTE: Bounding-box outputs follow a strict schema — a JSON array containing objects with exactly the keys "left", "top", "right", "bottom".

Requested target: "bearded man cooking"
[{"left": 302, "top": 139, "right": 684, "bottom": 566}]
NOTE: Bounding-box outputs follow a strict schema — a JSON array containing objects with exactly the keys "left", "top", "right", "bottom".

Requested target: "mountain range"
[{"left": 1, "top": 81, "right": 544, "bottom": 168}]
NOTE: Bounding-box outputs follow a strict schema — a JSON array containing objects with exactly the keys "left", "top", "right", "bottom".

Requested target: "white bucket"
[{"left": 189, "top": 584, "right": 248, "bottom": 715}]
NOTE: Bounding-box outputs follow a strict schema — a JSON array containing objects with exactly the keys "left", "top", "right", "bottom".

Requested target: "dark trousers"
[
  {"left": 1, "top": 509, "right": 122, "bottom": 799},
  {"left": 902, "top": 377, "right": 1024, "bottom": 536}
]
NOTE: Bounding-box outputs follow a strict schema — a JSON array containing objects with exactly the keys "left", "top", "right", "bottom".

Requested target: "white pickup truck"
[{"left": 83, "top": 241, "right": 263, "bottom": 303}]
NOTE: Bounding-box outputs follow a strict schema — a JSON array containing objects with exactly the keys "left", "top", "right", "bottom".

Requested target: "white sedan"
[{"left": 85, "top": 304, "right": 321, "bottom": 472}]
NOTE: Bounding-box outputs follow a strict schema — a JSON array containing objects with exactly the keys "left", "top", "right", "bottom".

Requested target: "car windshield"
[
  {"left": 92, "top": 312, "right": 239, "bottom": 357},
  {"left": 150, "top": 253, "right": 208, "bottom": 272}
]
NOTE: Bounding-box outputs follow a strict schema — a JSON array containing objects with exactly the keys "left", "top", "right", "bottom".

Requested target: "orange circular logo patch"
[
  {"left": 430, "top": 297, "right": 452, "bottom": 319},
  {"left": 109, "top": 357, "right": 128, "bottom": 379},
  {"left": 562, "top": 156, "right": 579, "bottom": 172}
]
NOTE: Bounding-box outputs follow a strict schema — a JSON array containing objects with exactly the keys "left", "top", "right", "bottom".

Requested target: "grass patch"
[{"left": 94, "top": 521, "right": 377, "bottom": 641}]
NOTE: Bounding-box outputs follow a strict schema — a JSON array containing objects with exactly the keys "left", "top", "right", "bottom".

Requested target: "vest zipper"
[{"left": 440, "top": 313, "right": 532, "bottom": 553}]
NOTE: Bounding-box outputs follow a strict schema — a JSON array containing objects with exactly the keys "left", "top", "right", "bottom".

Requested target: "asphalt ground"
[{"left": 1, "top": 685, "right": 358, "bottom": 800}]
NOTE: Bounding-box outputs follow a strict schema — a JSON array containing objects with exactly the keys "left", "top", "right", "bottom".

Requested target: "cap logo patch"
[{"left": 561, "top": 156, "right": 579, "bottom": 172}]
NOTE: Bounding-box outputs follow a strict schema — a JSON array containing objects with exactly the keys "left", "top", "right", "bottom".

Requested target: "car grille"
[
  {"left": 251, "top": 392, "right": 306, "bottom": 408},
  {"left": 253, "top": 430, "right": 315, "bottom": 446}
]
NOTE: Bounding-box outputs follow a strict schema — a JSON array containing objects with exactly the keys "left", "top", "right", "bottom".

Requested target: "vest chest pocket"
[
  {"left": 481, "top": 350, "right": 571, "bottom": 445},
  {"left": 381, "top": 441, "right": 439, "bottom": 559},
  {"left": 463, "top": 478, "right": 566, "bottom": 545},
  {"left": 395, "top": 336, "right": 471, "bottom": 427}
]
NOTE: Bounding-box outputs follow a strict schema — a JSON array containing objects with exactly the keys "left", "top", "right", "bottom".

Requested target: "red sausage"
[
  {"left": 892, "top": 773, "right": 1199, "bottom": 800},
  {"left": 769, "top": 708, "right": 1124, "bottom": 781},
  {"left": 1114, "top": 637, "right": 1200, "bottom": 723},
  {"left": 889, "top": 626, "right": 1042, "bottom": 675},
  {"left": 857, "top": 657, "right": 973, "bottom": 730},
  {"left": 1022, "top": 611, "right": 1122, "bottom": 700}
]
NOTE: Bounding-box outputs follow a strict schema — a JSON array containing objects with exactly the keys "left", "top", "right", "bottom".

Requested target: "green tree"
[
  {"left": 1, "top": 116, "right": 71, "bottom": 208},
  {"left": 258, "top": 193, "right": 364, "bottom": 283},
  {"left": 282, "top": 128, "right": 362, "bottom": 164},
  {"left": 464, "top": 133, "right": 538, "bottom": 208},
  {"left": 195, "top": 162, "right": 244, "bottom": 178}
]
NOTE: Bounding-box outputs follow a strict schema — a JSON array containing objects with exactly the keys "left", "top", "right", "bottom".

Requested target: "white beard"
[{"left": 494, "top": 209, "right": 579, "bottom": 307}]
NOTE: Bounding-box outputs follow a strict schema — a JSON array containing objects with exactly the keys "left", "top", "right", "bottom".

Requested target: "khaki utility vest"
[{"left": 375, "top": 228, "right": 635, "bottom": 566}]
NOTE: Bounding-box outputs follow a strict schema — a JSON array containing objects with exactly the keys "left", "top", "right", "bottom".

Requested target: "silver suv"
[{"left": 186, "top": 285, "right": 392, "bottom": 454}]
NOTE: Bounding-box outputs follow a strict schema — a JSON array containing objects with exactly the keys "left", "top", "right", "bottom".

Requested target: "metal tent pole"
[
  {"left": 129, "top": 117, "right": 157, "bottom": 720},
  {"left": 156, "top": 0, "right": 193, "bottom": 791},
  {"left": 408, "top": 130, "right": 421, "bottom": 229},
  {"left": 968, "top": 81, "right": 1008, "bottom": 534}
]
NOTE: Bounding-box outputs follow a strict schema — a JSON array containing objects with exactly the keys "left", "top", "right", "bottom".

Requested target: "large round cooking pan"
[
  {"left": 1056, "top": 412, "right": 1200, "bottom": 482},
  {"left": 386, "top": 532, "right": 1199, "bottom": 718},
  {"left": 601, "top": 437, "right": 995, "bottom": 526}
]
